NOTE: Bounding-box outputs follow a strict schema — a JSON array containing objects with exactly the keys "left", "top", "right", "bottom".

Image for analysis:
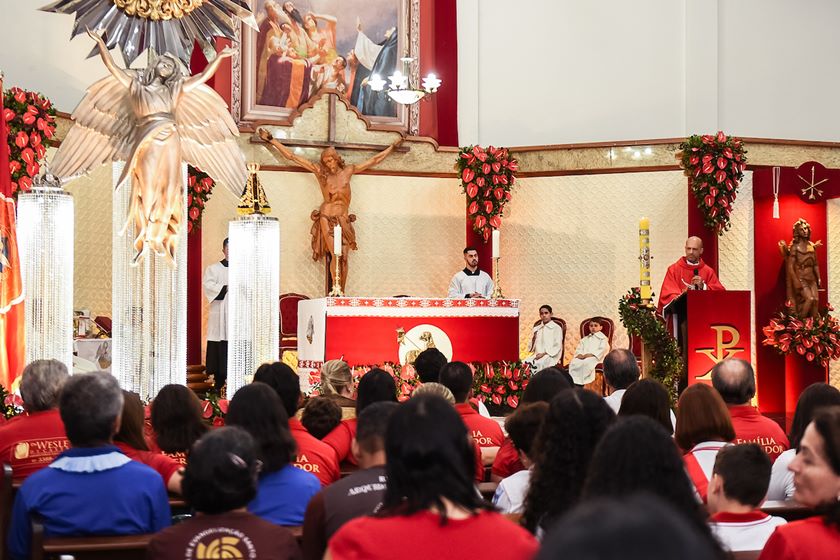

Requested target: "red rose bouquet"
[
  {"left": 762, "top": 302, "right": 840, "bottom": 367},
  {"left": 187, "top": 166, "right": 215, "bottom": 233},
  {"left": 3, "top": 87, "right": 56, "bottom": 194},
  {"left": 457, "top": 145, "right": 518, "bottom": 242},
  {"left": 678, "top": 131, "right": 747, "bottom": 234}
]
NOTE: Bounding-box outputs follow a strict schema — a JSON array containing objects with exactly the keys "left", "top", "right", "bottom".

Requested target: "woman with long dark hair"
[
  {"left": 327, "top": 395, "right": 537, "bottom": 559},
  {"left": 583, "top": 416, "right": 725, "bottom": 558},
  {"left": 618, "top": 378, "right": 674, "bottom": 435},
  {"left": 226, "top": 383, "right": 320, "bottom": 526},
  {"left": 760, "top": 406, "right": 840, "bottom": 559},
  {"left": 521, "top": 388, "right": 615, "bottom": 534},
  {"left": 149, "top": 384, "right": 209, "bottom": 464}
]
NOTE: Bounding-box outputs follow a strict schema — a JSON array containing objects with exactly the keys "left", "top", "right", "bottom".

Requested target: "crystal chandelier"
[
  {"left": 112, "top": 162, "right": 187, "bottom": 399},
  {"left": 227, "top": 164, "right": 280, "bottom": 397},
  {"left": 16, "top": 175, "right": 74, "bottom": 372},
  {"left": 367, "top": 57, "right": 442, "bottom": 105}
]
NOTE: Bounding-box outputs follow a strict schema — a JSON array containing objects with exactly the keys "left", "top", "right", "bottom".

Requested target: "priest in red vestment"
[{"left": 658, "top": 236, "right": 725, "bottom": 312}]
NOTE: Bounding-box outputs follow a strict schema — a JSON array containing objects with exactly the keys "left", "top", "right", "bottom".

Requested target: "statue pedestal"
[{"left": 785, "top": 353, "right": 827, "bottom": 426}]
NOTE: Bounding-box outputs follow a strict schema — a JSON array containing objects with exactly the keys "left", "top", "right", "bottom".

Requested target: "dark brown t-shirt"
[
  {"left": 146, "top": 510, "right": 301, "bottom": 560},
  {"left": 302, "top": 466, "right": 386, "bottom": 560}
]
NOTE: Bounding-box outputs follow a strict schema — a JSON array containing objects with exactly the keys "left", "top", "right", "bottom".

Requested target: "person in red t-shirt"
[
  {"left": 759, "top": 407, "right": 840, "bottom": 560},
  {"left": 439, "top": 361, "right": 504, "bottom": 464},
  {"left": 323, "top": 368, "right": 398, "bottom": 466},
  {"left": 149, "top": 384, "right": 209, "bottom": 465},
  {"left": 254, "top": 361, "right": 340, "bottom": 486},
  {"left": 114, "top": 390, "right": 183, "bottom": 494},
  {"left": 711, "top": 359, "right": 789, "bottom": 460},
  {"left": 0, "top": 359, "right": 70, "bottom": 482},
  {"left": 327, "top": 395, "right": 537, "bottom": 560}
]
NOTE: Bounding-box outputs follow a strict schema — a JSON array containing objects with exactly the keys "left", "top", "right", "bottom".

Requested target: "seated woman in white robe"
[{"left": 568, "top": 319, "right": 609, "bottom": 386}]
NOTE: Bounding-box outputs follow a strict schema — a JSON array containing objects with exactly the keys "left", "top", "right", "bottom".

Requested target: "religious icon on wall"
[{"left": 235, "top": 0, "right": 414, "bottom": 130}]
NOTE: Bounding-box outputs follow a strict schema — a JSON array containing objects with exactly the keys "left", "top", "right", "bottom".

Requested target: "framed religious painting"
[{"left": 232, "top": 0, "right": 418, "bottom": 132}]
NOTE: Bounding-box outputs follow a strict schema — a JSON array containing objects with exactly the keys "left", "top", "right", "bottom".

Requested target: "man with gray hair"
[
  {"left": 0, "top": 359, "right": 70, "bottom": 482},
  {"left": 8, "top": 373, "right": 170, "bottom": 559},
  {"left": 711, "top": 358, "right": 789, "bottom": 460}
]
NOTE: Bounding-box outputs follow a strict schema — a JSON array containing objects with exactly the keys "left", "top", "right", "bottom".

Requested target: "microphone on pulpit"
[{"left": 692, "top": 268, "right": 699, "bottom": 290}]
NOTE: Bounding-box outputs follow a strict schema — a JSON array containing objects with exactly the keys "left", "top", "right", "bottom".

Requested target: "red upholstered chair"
[
  {"left": 578, "top": 317, "right": 615, "bottom": 396},
  {"left": 531, "top": 316, "right": 567, "bottom": 367},
  {"left": 280, "top": 293, "right": 309, "bottom": 357},
  {"left": 93, "top": 316, "right": 112, "bottom": 335}
]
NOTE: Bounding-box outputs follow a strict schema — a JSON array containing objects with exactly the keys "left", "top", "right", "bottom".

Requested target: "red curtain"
[{"left": 419, "top": 0, "right": 458, "bottom": 146}]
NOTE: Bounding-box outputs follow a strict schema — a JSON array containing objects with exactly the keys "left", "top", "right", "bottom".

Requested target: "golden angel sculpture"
[{"left": 51, "top": 30, "right": 247, "bottom": 263}]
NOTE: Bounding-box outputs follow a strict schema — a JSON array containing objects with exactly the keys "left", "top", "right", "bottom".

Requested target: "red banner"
[
  {"left": 687, "top": 290, "right": 752, "bottom": 386},
  {"left": 325, "top": 315, "right": 519, "bottom": 364}
]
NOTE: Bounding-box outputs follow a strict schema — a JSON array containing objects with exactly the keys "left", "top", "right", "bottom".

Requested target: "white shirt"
[
  {"left": 603, "top": 389, "right": 626, "bottom": 413},
  {"left": 448, "top": 268, "right": 493, "bottom": 299},
  {"left": 766, "top": 448, "right": 795, "bottom": 501},
  {"left": 709, "top": 512, "right": 787, "bottom": 552},
  {"left": 528, "top": 320, "right": 563, "bottom": 371},
  {"left": 202, "top": 261, "right": 228, "bottom": 341},
  {"left": 492, "top": 469, "right": 531, "bottom": 514},
  {"left": 568, "top": 331, "right": 609, "bottom": 385}
]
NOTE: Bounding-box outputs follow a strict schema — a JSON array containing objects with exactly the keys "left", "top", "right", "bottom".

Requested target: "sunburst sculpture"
[{"left": 41, "top": 0, "right": 257, "bottom": 65}]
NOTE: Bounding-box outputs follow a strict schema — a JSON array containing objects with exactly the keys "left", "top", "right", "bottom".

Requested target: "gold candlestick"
[
  {"left": 328, "top": 254, "right": 344, "bottom": 297},
  {"left": 491, "top": 257, "right": 504, "bottom": 299}
]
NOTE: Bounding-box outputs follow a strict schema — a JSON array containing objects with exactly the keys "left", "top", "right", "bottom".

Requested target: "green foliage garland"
[{"left": 618, "top": 287, "right": 683, "bottom": 404}]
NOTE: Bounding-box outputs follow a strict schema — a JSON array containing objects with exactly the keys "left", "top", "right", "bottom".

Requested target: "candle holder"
[
  {"left": 329, "top": 254, "right": 344, "bottom": 297},
  {"left": 491, "top": 257, "right": 504, "bottom": 299}
]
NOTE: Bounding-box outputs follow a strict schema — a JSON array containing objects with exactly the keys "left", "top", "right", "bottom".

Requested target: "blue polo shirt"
[
  {"left": 8, "top": 445, "right": 171, "bottom": 560},
  {"left": 248, "top": 463, "right": 320, "bottom": 526}
]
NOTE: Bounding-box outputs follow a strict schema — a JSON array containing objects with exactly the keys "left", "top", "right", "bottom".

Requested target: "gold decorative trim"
[{"left": 114, "top": 0, "right": 204, "bottom": 21}]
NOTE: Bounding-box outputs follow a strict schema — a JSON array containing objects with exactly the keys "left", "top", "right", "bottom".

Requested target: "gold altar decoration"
[
  {"left": 50, "top": 30, "right": 247, "bottom": 265},
  {"left": 114, "top": 0, "right": 204, "bottom": 21},
  {"left": 237, "top": 163, "right": 271, "bottom": 215},
  {"left": 779, "top": 218, "right": 822, "bottom": 320}
]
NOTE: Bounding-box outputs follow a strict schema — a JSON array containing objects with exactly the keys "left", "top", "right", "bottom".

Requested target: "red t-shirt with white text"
[
  {"left": 0, "top": 409, "right": 69, "bottom": 482},
  {"left": 728, "top": 405, "right": 789, "bottom": 460},
  {"left": 289, "top": 417, "right": 340, "bottom": 486},
  {"left": 454, "top": 403, "right": 504, "bottom": 448}
]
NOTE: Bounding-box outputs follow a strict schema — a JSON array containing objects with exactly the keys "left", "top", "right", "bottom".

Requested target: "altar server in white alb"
[
  {"left": 203, "top": 238, "right": 229, "bottom": 393},
  {"left": 568, "top": 318, "right": 610, "bottom": 386},
  {"left": 525, "top": 305, "right": 563, "bottom": 371},
  {"left": 448, "top": 246, "right": 493, "bottom": 299}
]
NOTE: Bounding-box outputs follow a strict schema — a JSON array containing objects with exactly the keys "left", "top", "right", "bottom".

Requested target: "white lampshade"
[
  {"left": 17, "top": 182, "right": 74, "bottom": 372},
  {"left": 368, "top": 74, "right": 386, "bottom": 92},
  {"left": 226, "top": 215, "right": 280, "bottom": 396}
]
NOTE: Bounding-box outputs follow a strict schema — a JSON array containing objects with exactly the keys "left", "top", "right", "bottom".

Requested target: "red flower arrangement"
[
  {"left": 457, "top": 145, "right": 518, "bottom": 242},
  {"left": 187, "top": 166, "right": 215, "bottom": 233},
  {"left": 200, "top": 392, "right": 229, "bottom": 427},
  {"left": 3, "top": 87, "right": 56, "bottom": 195},
  {"left": 762, "top": 302, "right": 840, "bottom": 367},
  {"left": 678, "top": 131, "right": 747, "bottom": 234},
  {"left": 310, "top": 360, "right": 532, "bottom": 414}
]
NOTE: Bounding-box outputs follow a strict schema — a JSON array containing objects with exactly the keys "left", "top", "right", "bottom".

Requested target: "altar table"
[{"left": 297, "top": 297, "right": 520, "bottom": 378}]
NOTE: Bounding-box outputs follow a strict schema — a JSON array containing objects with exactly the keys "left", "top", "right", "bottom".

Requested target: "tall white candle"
[
  {"left": 491, "top": 229, "right": 500, "bottom": 259},
  {"left": 334, "top": 225, "right": 342, "bottom": 256}
]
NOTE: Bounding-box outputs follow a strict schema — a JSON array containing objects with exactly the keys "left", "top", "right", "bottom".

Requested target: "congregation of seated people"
[{"left": 0, "top": 353, "right": 839, "bottom": 559}]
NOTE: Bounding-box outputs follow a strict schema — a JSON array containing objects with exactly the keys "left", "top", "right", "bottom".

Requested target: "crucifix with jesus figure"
[{"left": 257, "top": 97, "right": 405, "bottom": 293}]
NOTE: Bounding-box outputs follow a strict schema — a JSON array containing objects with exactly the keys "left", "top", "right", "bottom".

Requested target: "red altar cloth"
[{"left": 297, "top": 297, "right": 520, "bottom": 373}]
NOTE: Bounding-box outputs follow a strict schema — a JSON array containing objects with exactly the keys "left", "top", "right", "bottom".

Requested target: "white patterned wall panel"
[
  {"left": 200, "top": 172, "right": 465, "bottom": 357},
  {"left": 718, "top": 172, "right": 756, "bottom": 368},
  {"left": 827, "top": 200, "right": 840, "bottom": 389},
  {"left": 62, "top": 162, "right": 112, "bottom": 318},
  {"left": 503, "top": 171, "right": 688, "bottom": 358}
]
